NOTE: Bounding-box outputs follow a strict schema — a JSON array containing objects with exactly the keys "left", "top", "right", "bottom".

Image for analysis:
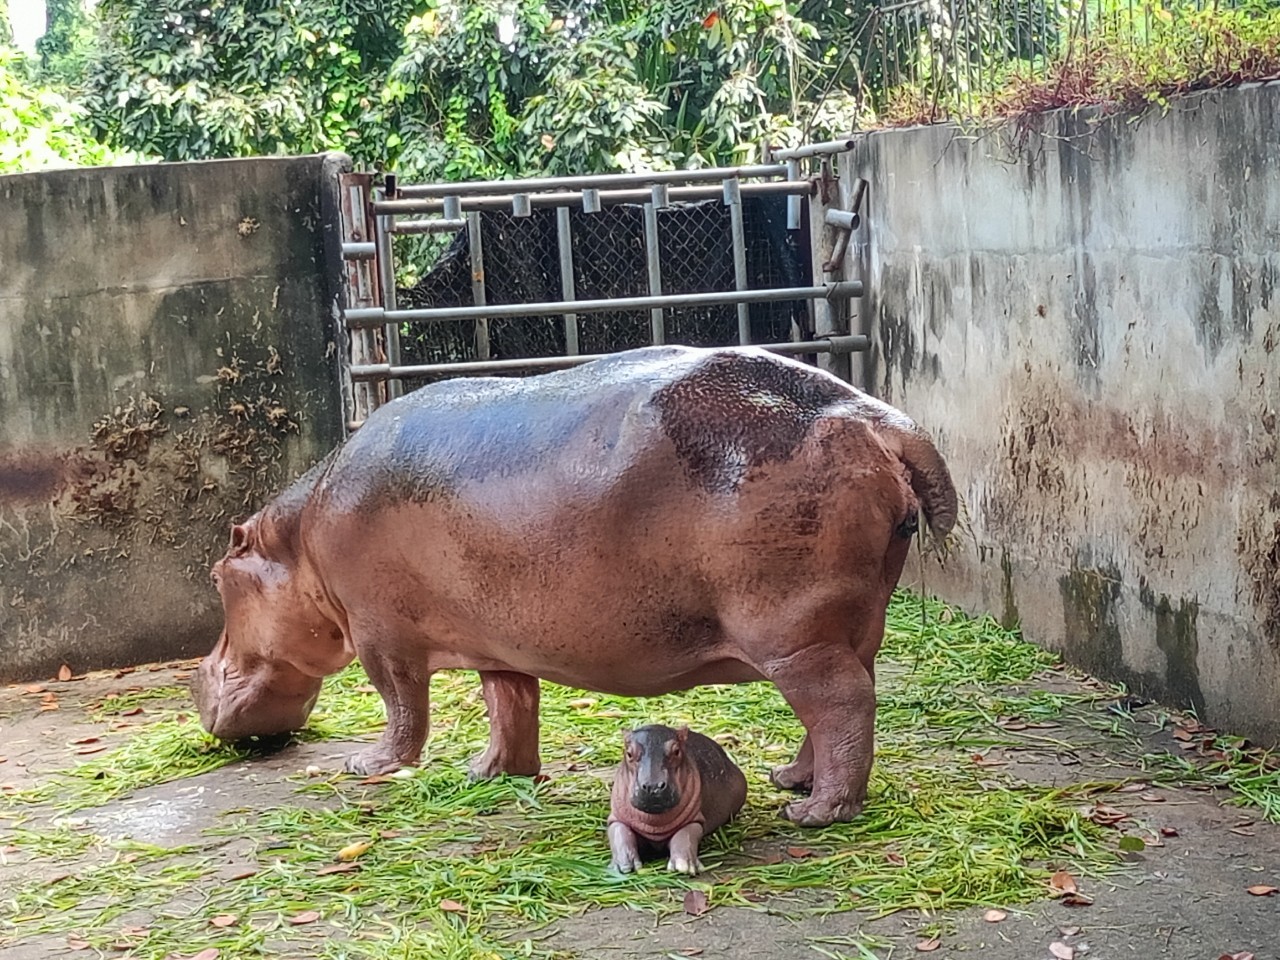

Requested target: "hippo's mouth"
[{"left": 630, "top": 787, "right": 679, "bottom": 815}]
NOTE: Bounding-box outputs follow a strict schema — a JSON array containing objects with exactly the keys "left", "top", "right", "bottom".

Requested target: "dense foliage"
[{"left": 1, "top": 0, "right": 1279, "bottom": 178}]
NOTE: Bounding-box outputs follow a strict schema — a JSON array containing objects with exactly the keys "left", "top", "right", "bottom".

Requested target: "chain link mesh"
[{"left": 395, "top": 194, "right": 808, "bottom": 386}]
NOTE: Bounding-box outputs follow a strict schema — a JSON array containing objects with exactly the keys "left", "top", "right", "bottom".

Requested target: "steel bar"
[
  {"left": 556, "top": 206, "right": 580, "bottom": 356},
  {"left": 372, "top": 180, "right": 814, "bottom": 216},
  {"left": 467, "top": 212, "right": 490, "bottom": 360},
  {"left": 643, "top": 201, "right": 665, "bottom": 345},
  {"left": 373, "top": 191, "right": 404, "bottom": 400},
  {"left": 338, "top": 173, "right": 384, "bottom": 421},
  {"left": 389, "top": 217, "right": 467, "bottom": 235},
  {"left": 786, "top": 159, "right": 802, "bottom": 230},
  {"left": 345, "top": 283, "right": 863, "bottom": 328},
  {"left": 349, "top": 336, "right": 872, "bottom": 382},
  {"left": 392, "top": 164, "right": 789, "bottom": 199},
  {"left": 770, "top": 139, "right": 857, "bottom": 161},
  {"left": 723, "top": 178, "right": 752, "bottom": 345}
]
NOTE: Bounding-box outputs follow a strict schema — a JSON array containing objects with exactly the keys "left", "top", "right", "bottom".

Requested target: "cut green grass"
[{"left": 1, "top": 592, "right": 1130, "bottom": 959}]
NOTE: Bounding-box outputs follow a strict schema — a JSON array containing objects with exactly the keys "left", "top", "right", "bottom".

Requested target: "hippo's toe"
[
  {"left": 782, "top": 795, "right": 862, "bottom": 828},
  {"left": 666, "top": 854, "right": 703, "bottom": 876},
  {"left": 344, "top": 744, "right": 413, "bottom": 777}
]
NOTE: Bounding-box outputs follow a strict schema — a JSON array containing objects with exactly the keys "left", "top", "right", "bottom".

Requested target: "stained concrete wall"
[
  {"left": 847, "top": 83, "right": 1280, "bottom": 742},
  {"left": 0, "top": 154, "right": 349, "bottom": 681}
]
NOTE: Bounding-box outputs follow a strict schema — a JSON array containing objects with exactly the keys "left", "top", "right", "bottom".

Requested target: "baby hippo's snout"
[{"left": 607, "top": 723, "right": 748, "bottom": 876}]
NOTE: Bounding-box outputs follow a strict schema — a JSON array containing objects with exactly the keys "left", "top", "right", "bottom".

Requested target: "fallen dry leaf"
[
  {"left": 1140, "top": 793, "right": 1165, "bottom": 803},
  {"left": 1049, "top": 871, "right": 1079, "bottom": 896},
  {"left": 1116, "top": 782, "right": 1149, "bottom": 793},
  {"left": 378, "top": 830, "right": 402, "bottom": 840},
  {"left": 57, "top": 665, "right": 73, "bottom": 682},
  {"left": 1061, "top": 892, "right": 1094, "bottom": 907},
  {"left": 983, "top": 909, "right": 1007, "bottom": 923},
  {"left": 756, "top": 850, "right": 784, "bottom": 865},
  {"left": 886, "top": 852, "right": 907, "bottom": 867},
  {"left": 1230, "top": 827, "right": 1256, "bottom": 837},
  {"left": 1059, "top": 926, "right": 1081, "bottom": 937},
  {"left": 336, "top": 840, "right": 373, "bottom": 862},
  {"left": 177, "top": 950, "right": 220, "bottom": 960},
  {"left": 1160, "top": 826, "right": 1179, "bottom": 838},
  {"left": 1088, "top": 803, "right": 1129, "bottom": 826},
  {"left": 678, "top": 950, "right": 703, "bottom": 958},
  {"left": 209, "top": 914, "right": 237, "bottom": 928},
  {"left": 683, "top": 890, "right": 709, "bottom": 916},
  {"left": 122, "top": 707, "right": 144, "bottom": 717},
  {"left": 1050, "top": 943, "right": 1075, "bottom": 960},
  {"left": 1216, "top": 953, "right": 1255, "bottom": 960},
  {"left": 288, "top": 911, "right": 321, "bottom": 925},
  {"left": 915, "top": 938, "right": 941, "bottom": 952},
  {"left": 25, "top": 684, "right": 45, "bottom": 694},
  {"left": 77, "top": 745, "right": 107, "bottom": 755},
  {"left": 224, "top": 868, "right": 257, "bottom": 881},
  {"left": 72, "top": 736, "right": 100, "bottom": 745},
  {"left": 786, "top": 846, "right": 816, "bottom": 859},
  {"left": 1246, "top": 885, "right": 1278, "bottom": 897},
  {"left": 360, "top": 775, "right": 392, "bottom": 785},
  {"left": 67, "top": 938, "right": 90, "bottom": 951},
  {"left": 317, "top": 863, "right": 359, "bottom": 876},
  {"left": 0, "top": 757, "right": 7, "bottom": 764},
  {"left": 1172, "top": 728, "right": 1194, "bottom": 741},
  {"left": 439, "top": 899, "right": 467, "bottom": 913},
  {"left": 39, "top": 703, "right": 59, "bottom": 712}
]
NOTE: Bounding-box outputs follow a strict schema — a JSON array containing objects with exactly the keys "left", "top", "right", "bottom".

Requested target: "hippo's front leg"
[
  {"left": 665, "top": 822, "right": 705, "bottom": 875},
  {"left": 469, "top": 671, "right": 542, "bottom": 780},
  {"left": 607, "top": 822, "right": 643, "bottom": 874},
  {"left": 345, "top": 649, "right": 433, "bottom": 776},
  {"left": 770, "top": 734, "right": 814, "bottom": 792},
  {"left": 763, "top": 643, "right": 876, "bottom": 827}
]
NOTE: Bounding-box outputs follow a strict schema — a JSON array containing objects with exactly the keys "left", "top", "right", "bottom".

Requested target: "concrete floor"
[{"left": 1, "top": 661, "right": 1278, "bottom": 960}]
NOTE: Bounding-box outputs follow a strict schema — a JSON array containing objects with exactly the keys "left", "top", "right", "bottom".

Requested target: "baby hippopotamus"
[{"left": 607, "top": 724, "right": 748, "bottom": 875}]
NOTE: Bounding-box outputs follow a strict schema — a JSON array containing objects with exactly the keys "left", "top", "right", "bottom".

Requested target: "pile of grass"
[{"left": 2, "top": 593, "right": 1117, "bottom": 959}]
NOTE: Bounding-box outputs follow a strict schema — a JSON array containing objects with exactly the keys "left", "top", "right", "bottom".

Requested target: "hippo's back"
[{"left": 322, "top": 345, "right": 859, "bottom": 506}]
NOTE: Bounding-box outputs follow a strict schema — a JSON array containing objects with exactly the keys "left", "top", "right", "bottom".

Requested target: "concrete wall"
[
  {"left": 848, "top": 83, "right": 1280, "bottom": 742},
  {"left": 0, "top": 155, "right": 348, "bottom": 681}
]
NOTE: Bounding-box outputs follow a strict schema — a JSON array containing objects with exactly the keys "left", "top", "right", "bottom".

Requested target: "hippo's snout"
[{"left": 631, "top": 780, "right": 679, "bottom": 814}]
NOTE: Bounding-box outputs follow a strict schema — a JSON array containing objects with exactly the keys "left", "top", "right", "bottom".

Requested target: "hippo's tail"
[{"left": 870, "top": 416, "right": 958, "bottom": 542}]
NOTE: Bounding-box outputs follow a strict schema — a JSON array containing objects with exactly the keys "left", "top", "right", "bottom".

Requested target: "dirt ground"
[{"left": 1, "top": 661, "right": 1278, "bottom": 960}]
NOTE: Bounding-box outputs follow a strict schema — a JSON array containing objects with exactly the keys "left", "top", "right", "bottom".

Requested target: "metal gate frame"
[{"left": 336, "top": 139, "right": 868, "bottom": 428}]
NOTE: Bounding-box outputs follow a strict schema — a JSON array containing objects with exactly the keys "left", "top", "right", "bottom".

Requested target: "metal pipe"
[
  {"left": 392, "top": 164, "right": 790, "bottom": 199},
  {"left": 786, "top": 159, "right": 802, "bottom": 230},
  {"left": 373, "top": 180, "right": 814, "bottom": 216},
  {"left": 373, "top": 192, "right": 404, "bottom": 400},
  {"left": 467, "top": 212, "right": 489, "bottom": 360},
  {"left": 349, "top": 336, "right": 871, "bottom": 381},
  {"left": 556, "top": 206, "right": 580, "bottom": 356},
  {"left": 341, "top": 241, "right": 376, "bottom": 260},
  {"left": 345, "top": 283, "right": 864, "bottom": 328},
  {"left": 770, "top": 139, "right": 858, "bottom": 161},
  {"left": 724, "top": 178, "right": 751, "bottom": 345},
  {"left": 825, "top": 209, "right": 861, "bottom": 231},
  {"left": 389, "top": 217, "right": 467, "bottom": 235},
  {"left": 643, "top": 201, "right": 664, "bottom": 346}
]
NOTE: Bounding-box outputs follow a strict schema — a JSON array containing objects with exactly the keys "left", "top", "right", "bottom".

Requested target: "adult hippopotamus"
[{"left": 192, "top": 345, "right": 956, "bottom": 827}]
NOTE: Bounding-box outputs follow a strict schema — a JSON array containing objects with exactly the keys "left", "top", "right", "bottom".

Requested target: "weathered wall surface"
[
  {"left": 0, "top": 155, "right": 348, "bottom": 681},
  {"left": 848, "top": 83, "right": 1280, "bottom": 742}
]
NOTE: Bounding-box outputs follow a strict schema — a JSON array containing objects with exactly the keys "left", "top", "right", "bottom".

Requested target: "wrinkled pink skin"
[
  {"left": 607, "top": 724, "right": 747, "bottom": 875},
  {"left": 192, "top": 346, "right": 957, "bottom": 827}
]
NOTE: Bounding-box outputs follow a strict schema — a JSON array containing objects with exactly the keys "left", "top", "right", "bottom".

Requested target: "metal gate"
[{"left": 336, "top": 140, "right": 868, "bottom": 429}]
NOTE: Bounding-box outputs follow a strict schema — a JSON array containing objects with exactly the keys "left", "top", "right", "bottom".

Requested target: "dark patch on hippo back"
[{"left": 652, "top": 352, "right": 851, "bottom": 493}]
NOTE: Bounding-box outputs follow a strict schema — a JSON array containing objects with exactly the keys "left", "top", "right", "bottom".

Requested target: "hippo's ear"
[
  {"left": 227, "top": 522, "right": 254, "bottom": 558},
  {"left": 675, "top": 725, "right": 690, "bottom": 745}
]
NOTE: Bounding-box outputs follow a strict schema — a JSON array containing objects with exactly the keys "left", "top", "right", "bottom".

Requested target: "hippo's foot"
[
  {"left": 666, "top": 854, "right": 704, "bottom": 876},
  {"left": 781, "top": 795, "right": 862, "bottom": 828},
  {"left": 607, "top": 822, "right": 643, "bottom": 874},
  {"left": 467, "top": 745, "right": 541, "bottom": 781},
  {"left": 345, "top": 743, "right": 417, "bottom": 777},
  {"left": 770, "top": 760, "right": 814, "bottom": 793}
]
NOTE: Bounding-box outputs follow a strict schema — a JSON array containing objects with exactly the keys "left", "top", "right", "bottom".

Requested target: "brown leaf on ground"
[
  {"left": 288, "top": 911, "right": 320, "bottom": 925},
  {"left": 1050, "top": 943, "right": 1075, "bottom": 960},
  {"left": 886, "top": 852, "right": 907, "bottom": 867},
  {"left": 678, "top": 950, "right": 703, "bottom": 957},
  {"left": 67, "top": 939, "right": 90, "bottom": 951},
  {"left": 360, "top": 775, "right": 392, "bottom": 785},
  {"left": 317, "top": 863, "right": 359, "bottom": 876},
  {"left": 122, "top": 707, "right": 144, "bottom": 716},
  {"left": 786, "top": 846, "right": 816, "bottom": 859},
  {"left": 378, "top": 830, "right": 402, "bottom": 840},
  {"left": 57, "top": 665, "right": 73, "bottom": 682},
  {"left": 914, "top": 938, "right": 941, "bottom": 952},
  {"left": 1246, "top": 885, "right": 1278, "bottom": 896},
  {"left": 1160, "top": 826, "right": 1179, "bottom": 837},
  {"left": 1049, "top": 871, "right": 1079, "bottom": 896},
  {"left": 39, "top": 703, "right": 59, "bottom": 712},
  {"left": 1140, "top": 793, "right": 1165, "bottom": 802},
  {"left": 1061, "top": 892, "right": 1094, "bottom": 906},
  {"left": 1058, "top": 926, "right": 1081, "bottom": 936},
  {"left": 209, "top": 915, "right": 237, "bottom": 928},
  {"left": 1088, "top": 803, "right": 1128, "bottom": 826},
  {"left": 1216, "top": 953, "right": 1255, "bottom": 960},
  {"left": 177, "top": 950, "right": 220, "bottom": 960},
  {"left": 76, "top": 745, "right": 107, "bottom": 755},
  {"left": 224, "top": 868, "right": 257, "bottom": 881},
  {"left": 24, "top": 684, "right": 45, "bottom": 694},
  {"left": 439, "top": 899, "right": 467, "bottom": 913},
  {"left": 72, "top": 737, "right": 100, "bottom": 745},
  {"left": 683, "top": 890, "right": 709, "bottom": 916},
  {"left": 1116, "top": 782, "right": 1149, "bottom": 793},
  {"left": 983, "top": 909, "right": 1007, "bottom": 922}
]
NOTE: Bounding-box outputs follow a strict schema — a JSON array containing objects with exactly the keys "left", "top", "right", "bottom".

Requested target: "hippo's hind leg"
[
  {"left": 345, "top": 646, "right": 433, "bottom": 776},
  {"left": 469, "top": 671, "right": 541, "bottom": 780}
]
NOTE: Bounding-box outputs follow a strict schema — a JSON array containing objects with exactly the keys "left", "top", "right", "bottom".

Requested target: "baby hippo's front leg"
[
  {"left": 665, "top": 822, "right": 705, "bottom": 875},
  {"left": 608, "top": 822, "right": 643, "bottom": 874}
]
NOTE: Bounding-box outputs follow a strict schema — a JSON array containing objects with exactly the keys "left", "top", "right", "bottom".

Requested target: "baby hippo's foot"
[
  {"left": 666, "top": 853, "right": 705, "bottom": 876},
  {"left": 607, "top": 822, "right": 643, "bottom": 874},
  {"left": 782, "top": 794, "right": 862, "bottom": 828},
  {"left": 344, "top": 742, "right": 415, "bottom": 777}
]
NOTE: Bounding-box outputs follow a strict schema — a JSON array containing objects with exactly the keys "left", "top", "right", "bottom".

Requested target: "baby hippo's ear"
[{"left": 676, "top": 725, "right": 690, "bottom": 745}]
